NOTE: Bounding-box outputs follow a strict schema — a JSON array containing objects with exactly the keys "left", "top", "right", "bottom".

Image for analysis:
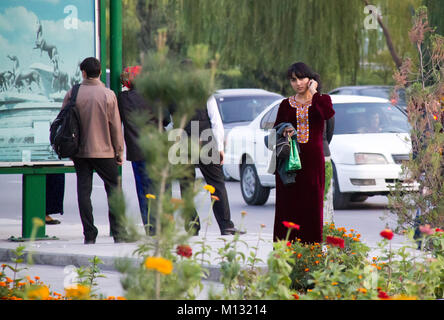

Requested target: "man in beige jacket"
[{"left": 62, "top": 57, "right": 126, "bottom": 244}]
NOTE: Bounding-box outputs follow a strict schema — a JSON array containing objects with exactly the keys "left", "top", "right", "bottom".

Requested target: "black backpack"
[{"left": 49, "top": 84, "right": 81, "bottom": 159}]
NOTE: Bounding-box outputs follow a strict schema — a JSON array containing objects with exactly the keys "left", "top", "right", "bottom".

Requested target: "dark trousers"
[
  {"left": 131, "top": 160, "right": 154, "bottom": 227},
  {"left": 179, "top": 162, "right": 234, "bottom": 233},
  {"left": 46, "top": 174, "right": 65, "bottom": 215},
  {"left": 73, "top": 157, "right": 123, "bottom": 241}
]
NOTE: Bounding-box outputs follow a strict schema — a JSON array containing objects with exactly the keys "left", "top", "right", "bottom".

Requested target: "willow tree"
[
  {"left": 174, "top": 0, "right": 366, "bottom": 94},
  {"left": 121, "top": 0, "right": 434, "bottom": 93}
]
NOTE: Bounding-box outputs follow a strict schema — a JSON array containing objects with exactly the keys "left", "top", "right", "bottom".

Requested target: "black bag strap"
[{"left": 69, "top": 84, "right": 81, "bottom": 106}]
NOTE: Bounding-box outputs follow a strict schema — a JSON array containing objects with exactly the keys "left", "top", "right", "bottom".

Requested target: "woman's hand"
[{"left": 308, "top": 79, "right": 318, "bottom": 95}]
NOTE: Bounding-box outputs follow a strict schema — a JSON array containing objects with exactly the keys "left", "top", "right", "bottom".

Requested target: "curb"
[{"left": 0, "top": 248, "right": 266, "bottom": 282}]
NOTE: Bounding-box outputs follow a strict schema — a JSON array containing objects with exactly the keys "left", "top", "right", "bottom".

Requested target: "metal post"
[
  {"left": 21, "top": 174, "right": 46, "bottom": 240},
  {"left": 100, "top": 0, "right": 107, "bottom": 85},
  {"left": 110, "top": 0, "right": 122, "bottom": 96},
  {"left": 109, "top": 0, "right": 123, "bottom": 236}
]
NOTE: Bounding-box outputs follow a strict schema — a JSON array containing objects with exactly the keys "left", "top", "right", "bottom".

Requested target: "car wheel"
[
  {"left": 240, "top": 163, "right": 270, "bottom": 205},
  {"left": 222, "top": 165, "right": 234, "bottom": 181},
  {"left": 332, "top": 162, "right": 350, "bottom": 210}
]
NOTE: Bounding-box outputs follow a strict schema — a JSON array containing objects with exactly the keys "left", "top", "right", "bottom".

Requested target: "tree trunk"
[{"left": 363, "top": 0, "right": 403, "bottom": 69}]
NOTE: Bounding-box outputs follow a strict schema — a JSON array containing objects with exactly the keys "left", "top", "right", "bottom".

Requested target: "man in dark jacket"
[{"left": 117, "top": 66, "right": 170, "bottom": 235}]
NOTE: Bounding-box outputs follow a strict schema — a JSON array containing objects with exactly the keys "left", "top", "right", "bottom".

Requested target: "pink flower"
[
  {"left": 380, "top": 229, "right": 394, "bottom": 240},
  {"left": 419, "top": 224, "right": 435, "bottom": 235}
]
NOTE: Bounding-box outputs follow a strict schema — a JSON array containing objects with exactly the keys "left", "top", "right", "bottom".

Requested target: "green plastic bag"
[{"left": 285, "top": 137, "right": 301, "bottom": 172}]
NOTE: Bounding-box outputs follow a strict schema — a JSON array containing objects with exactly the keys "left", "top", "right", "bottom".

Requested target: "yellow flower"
[
  {"left": 391, "top": 295, "right": 417, "bottom": 300},
  {"left": 145, "top": 194, "right": 156, "bottom": 200},
  {"left": 203, "top": 184, "right": 215, "bottom": 194},
  {"left": 32, "top": 217, "right": 44, "bottom": 227},
  {"left": 65, "top": 284, "right": 91, "bottom": 300},
  {"left": 27, "top": 286, "right": 50, "bottom": 300},
  {"left": 144, "top": 256, "right": 173, "bottom": 275}
]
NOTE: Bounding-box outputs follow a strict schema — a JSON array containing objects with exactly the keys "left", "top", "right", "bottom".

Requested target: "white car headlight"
[{"left": 354, "top": 153, "right": 388, "bottom": 164}]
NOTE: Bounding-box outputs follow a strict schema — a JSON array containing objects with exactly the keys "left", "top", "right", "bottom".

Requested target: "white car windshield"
[
  {"left": 334, "top": 103, "right": 410, "bottom": 134},
  {"left": 216, "top": 95, "right": 282, "bottom": 123}
]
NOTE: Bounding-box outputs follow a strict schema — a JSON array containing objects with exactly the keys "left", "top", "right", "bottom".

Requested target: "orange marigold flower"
[
  {"left": 0, "top": 282, "right": 6, "bottom": 287},
  {"left": 331, "top": 282, "right": 338, "bottom": 286},
  {"left": 304, "top": 268, "right": 310, "bottom": 272},
  {"left": 27, "top": 286, "right": 50, "bottom": 300},
  {"left": 297, "top": 253, "right": 302, "bottom": 259},
  {"left": 144, "top": 256, "right": 173, "bottom": 275},
  {"left": 211, "top": 195, "right": 220, "bottom": 201},
  {"left": 357, "top": 288, "right": 367, "bottom": 294},
  {"left": 292, "top": 293, "right": 299, "bottom": 300}
]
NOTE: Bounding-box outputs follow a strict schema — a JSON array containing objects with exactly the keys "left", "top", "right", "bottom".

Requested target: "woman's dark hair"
[
  {"left": 287, "top": 62, "right": 322, "bottom": 92},
  {"left": 80, "top": 57, "right": 101, "bottom": 78}
]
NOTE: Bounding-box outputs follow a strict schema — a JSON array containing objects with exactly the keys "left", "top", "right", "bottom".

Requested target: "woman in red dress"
[{"left": 273, "top": 62, "right": 335, "bottom": 244}]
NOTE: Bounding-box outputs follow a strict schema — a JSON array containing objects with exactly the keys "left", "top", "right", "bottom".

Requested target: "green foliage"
[{"left": 387, "top": 6, "right": 444, "bottom": 230}]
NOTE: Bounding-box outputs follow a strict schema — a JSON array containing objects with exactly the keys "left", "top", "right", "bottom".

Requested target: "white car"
[
  {"left": 209, "top": 89, "right": 283, "bottom": 179},
  {"left": 224, "top": 95, "right": 418, "bottom": 208}
]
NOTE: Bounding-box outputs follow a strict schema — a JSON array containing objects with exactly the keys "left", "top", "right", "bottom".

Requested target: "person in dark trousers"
[
  {"left": 45, "top": 173, "right": 65, "bottom": 224},
  {"left": 174, "top": 95, "right": 246, "bottom": 236},
  {"left": 62, "top": 57, "right": 127, "bottom": 244},
  {"left": 117, "top": 66, "right": 170, "bottom": 235}
]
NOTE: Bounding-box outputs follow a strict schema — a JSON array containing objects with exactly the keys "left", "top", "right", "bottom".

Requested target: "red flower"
[
  {"left": 326, "top": 236, "right": 345, "bottom": 249},
  {"left": 282, "top": 221, "right": 300, "bottom": 230},
  {"left": 436, "top": 228, "right": 444, "bottom": 233},
  {"left": 176, "top": 245, "right": 192, "bottom": 258},
  {"left": 380, "top": 229, "right": 394, "bottom": 240},
  {"left": 378, "top": 291, "right": 390, "bottom": 299}
]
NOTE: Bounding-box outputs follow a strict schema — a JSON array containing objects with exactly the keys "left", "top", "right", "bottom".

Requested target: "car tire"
[
  {"left": 350, "top": 194, "right": 368, "bottom": 202},
  {"left": 332, "top": 162, "right": 350, "bottom": 210},
  {"left": 240, "top": 163, "right": 270, "bottom": 205}
]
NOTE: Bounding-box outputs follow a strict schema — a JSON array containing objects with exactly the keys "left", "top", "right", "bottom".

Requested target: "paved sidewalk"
[
  {"left": 0, "top": 218, "right": 273, "bottom": 281},
  {"left": 0, "top": 217, "right": 416, "bottom": 283}
]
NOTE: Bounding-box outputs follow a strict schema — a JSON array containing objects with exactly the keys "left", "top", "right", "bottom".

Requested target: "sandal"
[{"left": 45, "top": 216, "right": 61, "bottom": 225}]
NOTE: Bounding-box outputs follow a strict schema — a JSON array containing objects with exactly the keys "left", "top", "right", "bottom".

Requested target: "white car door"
[{"left": 254, "top": 103, "right": 280, "bottom": 186}]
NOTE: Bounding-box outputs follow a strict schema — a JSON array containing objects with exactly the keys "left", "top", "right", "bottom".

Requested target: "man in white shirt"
[{"left": 179, "top": 96, "right": 245, "bottom": 236}]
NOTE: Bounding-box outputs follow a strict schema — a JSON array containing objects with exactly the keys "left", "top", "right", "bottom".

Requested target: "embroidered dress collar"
[{"left": 288, "top": 96, "right": 311, "bottom": 143}]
